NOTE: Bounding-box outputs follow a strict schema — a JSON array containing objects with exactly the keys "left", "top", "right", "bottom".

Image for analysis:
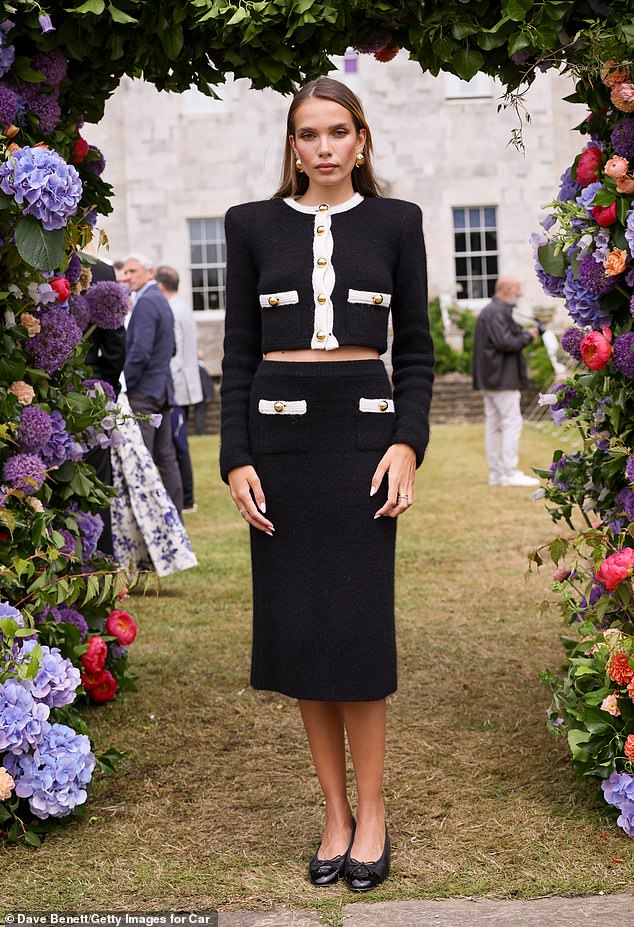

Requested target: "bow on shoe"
[{"left": 346, "top": 860, "right": 380, "bottom": 885}]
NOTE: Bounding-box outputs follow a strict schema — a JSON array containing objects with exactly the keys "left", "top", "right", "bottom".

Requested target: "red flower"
[
  {"left": 81, "top": 667, "right": 117, "bottom": 703},
  {"left": 580, "top": 328, "right": 613, "bottom": 370},
  {"left": 596, "top": 548, "right": 634, "bottom": 590},
  {"left": 105, "top": 609, "right": 137, "bottom": 645},
  {"left": 576, "top": 147, "right": 603, "bottom": 187},
  {"left": 81, "top": 635, "right": 108, "bottom": 674},
  {"left": 627, "top": 679, "right": 634, "bottom": 703},
  {"left": 49, "top": 276, "right": 71, "bottom": 303},
  {"left": 374, "top": 46, "right": 400, "bottom": 62},
  {"left": 593, "top": 202, "right": 618, "bottom": 227},
  {"left": 71, "top": 136, "right": 89, "bottom": 164},
  {"left": 625, "top": 734, "right": 634, "bottom": 761},
  {"left": 0, "top": 529, "right": 9, "bottom": 543},
  {"left": 609, "top": 652, "right": 634, "bottom": 686}
]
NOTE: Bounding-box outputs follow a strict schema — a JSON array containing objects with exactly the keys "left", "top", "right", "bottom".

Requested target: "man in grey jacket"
[
  {"left": 472, "top": 276, "right": 539, "bottom": 487},
  {"left": 156, "top": 266, "right": 203, "bottom": 512}
]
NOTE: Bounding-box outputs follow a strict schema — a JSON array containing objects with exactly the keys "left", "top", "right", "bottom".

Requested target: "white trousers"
[{"left": 482, "top": 389, "right": 523, "bottom": 481}]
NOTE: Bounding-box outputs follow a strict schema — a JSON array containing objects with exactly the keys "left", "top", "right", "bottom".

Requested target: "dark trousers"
[
  {"left": 172, "top": 406, "right": 194, "bottom": 508},
  {"left": 84, "top": 446, "right": 114, "bottom": 556},
  {"left": 128, "top": 391, "right": 184, "bottom": 514}
]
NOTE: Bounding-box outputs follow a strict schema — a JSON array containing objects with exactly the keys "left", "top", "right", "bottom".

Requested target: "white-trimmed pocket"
[
  {"left": 359, "top": 398, "right": 395, "bottom": 414},
  {"left": 348, "top": 288, "right": 392, "bottom": 308},
  {"left": 259, "top": 290, "right": 299, "bottom": 308},
  {"left": 258, "top": 399, "right": 307, "bottom": 415}
]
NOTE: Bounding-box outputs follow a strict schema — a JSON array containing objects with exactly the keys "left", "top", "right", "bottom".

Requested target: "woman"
[{"left": 220, "top": 77, "right": 434, "bottom": 892}]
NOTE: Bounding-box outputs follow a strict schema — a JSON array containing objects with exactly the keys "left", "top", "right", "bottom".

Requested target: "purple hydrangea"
[
  {"left": 626, "top": 457, "right": 634, "bottom": 483},
  {"left": 109, "top": 642, "right": 128, "bottom": 659},
  {"left": 83, "top": 378, "right": 116, "bottom": 401},
  {"left": 0, "top": 31, "right": 15, "bottom": 78},
  {"left": 0, "top": 146, "right": 82, "bottom": 231},
  {"left": 4, "top": 721, "right": 95, "bottom": 819},
  {"left": 563, "top": 267, "right": 611, "bottom": 328},
  {"left": 616, "top": 487, "right": 634, "bottom": 521},
  {"left": 17, "top": 406, "right": 53, "bottom": 451},
  {"left": 576, "top": 182, "right": 604, "bottom": 217},
  {"left": 0, "top": 601, "right": 34, "bottom": 645},
  {"left": 0, "top": 83, "right": 17, "bottom": 125},
  {"left": 84, "top": 145, "right": 105, "bottom": 176},
  {"left": 73, "top": 509, "right": 103, "bottom": 561},
  {"left": 69, "top": 293, "right": 91, "bottom": 330},
  {"left": 56, "top": 607, "right": 88, "bottom": 641},
  {"left": 626, "top": 209, "right": 634, "bottom": 261},
  {"left": 536, "top": 263, "right": 566, "bottom": 297},
  {"left": 17, "top": 639, "right": 81, "bottom": 709},
  {"left": 561, "top": 327, "right": 585, "bottom": 360},
  {"left": 0, "top": 679, "right": 50, "bottom": 753},
  {"left": 59, "top": 528, "right": 76, "bottom": 555},
  {"left": 558, "top": 166, "right": 581, "bottom": 202},
  {"left": 29, "top": 93, "right": 61, "bottom": 135},
  {"left": 28, "top": 306, "right": 83, "bottom": 374},
  {"left": 602, "top": 771, "right": 634, "bottom": 837},
  {"left": 612, "top": 333, "right": 634, "bottom": 378},
  {"left": 86, "top": 281, "right": 129, "bottom": 329},
  {"left": 593, "top": 228, "right": 611, "bottom": 264},
  {"left": 577, "top": 252, "right": 619, "bottom": 295},
  {"left": 611, "top": 119, "right": 634, "bottom": 161},
  {"left": 2, "top": 453, "right": 46, "bottom": 493},
  {"left": 65, "top": 251, "right": 82, "bottom": 285},
  {"left": 31, "top": 49, "right": 68, "bottom": 87},
  {"left": 40, "top": 410, "right": 74, "bottom": 467},
  {"left": 631, "top": 294, "right": 634, "bottom": 317}
]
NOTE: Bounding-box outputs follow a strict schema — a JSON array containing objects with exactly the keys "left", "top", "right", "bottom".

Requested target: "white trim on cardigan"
[
  {"left": 282, "top": 192, "right": 364, "bottom": 214},
  {"left": 359, "top": 398, "right": 395, "bottom": 413},
  {"left": 258, "top": 399, "right": 308, "bottom": 415},
  {"left": 259, "top": 290, "right": 299, "bottom": 308},
  {"left": 348, "top": 288, "right": 392, "bottom": 308}
]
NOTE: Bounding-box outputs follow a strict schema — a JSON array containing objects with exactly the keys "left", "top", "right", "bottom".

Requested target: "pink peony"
[
  {"left": 576, "top": 147, "right": 603, "bottom": 187},
  {"left": 553, "top": 567, "right": 571, "bottom": 582},
  {"left": 596, "top": 548, "right": 634, "bottom": 591},
  {"left": 105, "top": 609, "right": 137, "bottom": 645},
  {"left": 601, "top": 692, "right": 621, "bottom": 716},
  {"left": 617, "top": 176, "right": 634, "bottom": 194},
  {"left": 605, "top": 156, "right": 629, "bottom": 179},
  {"left": 593, "top": 202, "right": 618, "bottom": 227},
  {"left": 80, "top": 635, "right": 107, "bottom": 674},
  {"left": 8, "top": 380, "right": 34, "bottom": 405},
  {"left": 580, "top": 328, "right": 613, "bottom": 370}
]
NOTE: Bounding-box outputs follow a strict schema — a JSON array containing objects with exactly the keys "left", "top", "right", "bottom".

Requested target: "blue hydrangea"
[
  {"left": 0, "top": 146, "right": 82, "bottom": 231},
  {"left": 576, "top": 182, "right": 604, "bottom": 217},
  {"left": 558, "top": 167, "right": 581, "bottom": 202},
  {"left": 18, "top": 639, "right": 81, "bottom": 708},
  {"left": 3, "top": 721, "right": 95, "bottom": 819},
  {"left": 73, "top": 509, "right": 103, "bottom": 561},
  {"left": 563, "top": 267, "right": 612, "bottom": 328},
  {"left": 0, "top": 30, "right": 15, "bottom": 78},
  {"left": 602, "top": 771, "right": 634, "bottom": 837},
  {"left": 0, "top": 679, "right": 50, "bottom": 754},
  {"left": 40, "top": 410, "right": 74, "bottom": 467},
  {"left": 626, "top": 208, "right": 634, "bottom": 261}
]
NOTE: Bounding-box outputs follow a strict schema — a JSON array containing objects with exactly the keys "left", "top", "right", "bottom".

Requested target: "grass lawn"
[{"left": 3, "top": 423, "right": 633, "bottom": 922}]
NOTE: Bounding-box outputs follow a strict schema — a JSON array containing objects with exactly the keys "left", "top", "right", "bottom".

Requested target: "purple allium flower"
[
  {"left": 0, "top": 679, "right": 50, "bottom": 753},
  {"left": 353, "top": 29, "right": 392, "bottom": 53},
  {"left": 10, "top": 79, "right": 40, "bottom": 105},
  {"left": 0, "top": 33, "right": 15, "bottom": 78},
  {"left": 17, "top": 406, "right": 52, "bottom": 451},
  {"left": 109, "top": 642, "right": 128, "bottom": 659},
  {"left": 65, "top": 251, "right": 82, "bottom": 285},
  {"left": 85, "top": 281, "right": 129, "bottom": 329},
  {"left": 84, "top": 145, "right": 105, "bottom": 176},
  {"left": 536, "top": 262, "right": 566, "bottom": 297},
  {"left": 2, "top": 453, "right": 46, "bottom": 493},
  {"left": 28, "top": 306, "right": 82, "bottom": 375},
  {"left": 0, "top": 146, "right": 82, "bottom": 231},
  {"left": 4, "top": 721, "right": 95, "bottom": 819},
  {"left": 561, "top": 327, "right": 585, "bottom": 360},
  {"left": 558, "top": 166, "right": 581, "bottom": 202},
  {"left": 611, "top": 119, "right": 634, "bottom": 161},
  {"left": 18, "top": 639, "right": 80, "bottom": 709},
  {"left": 0, "top": 83, "right": 18, "bottom": 125},
  {"left": 576, "top": 182, "right": 604, "bottom": 216},
  {"left": 38, "top": 14, "right": 55, "bottom": 34},
  {"left": 626, "top": 457, "right": 634, "bottom": 483},
  {"left": 69, "top": 293, "right": 90, "bottom": 331},
  {"left": 612, "top": 333, "right": 634, "bottom": 378},
  {"left": 31, "top": 49, "right": 67, "bottom": 87},
  {"left": 29, "top": 93, "right": 61, "bottom": 134},
  {"left": 602, "top": 772, "right": 634, "bottom": 838},
  {"left": 41, "top": 410, "right": 73, "bottom": 467},
  {"left": 578, "top": 252, "right": 619, "bottom": 295},
  {"left": 56, "top": 606, "right": 88, "bottom": 641},
  {"left": 616, "top": 487, "right": 634, "bottom": 521},
  {"left": 563, "top": 267, "right": 611, "bottom": 328},
  {"left": 33, "top": 605, "right": 62, "bottom": 626},
  {"left": 83, "top": 378, "right": 116, "bottom": 401},
  {"left": 58, "top": 528, "right": 76, "bottom": 555},
  {"left": 73, "top": 509, "right": 103, "bottom": 561}
]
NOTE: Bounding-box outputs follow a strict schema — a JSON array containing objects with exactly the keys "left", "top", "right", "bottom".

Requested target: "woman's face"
[{"left": 290, "top": 98, "right": 366, "bottom": 188}]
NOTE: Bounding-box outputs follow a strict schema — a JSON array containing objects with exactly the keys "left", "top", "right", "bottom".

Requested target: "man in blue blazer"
[{"left": 123, "top": 254, "right": 183, "bottom": 514}]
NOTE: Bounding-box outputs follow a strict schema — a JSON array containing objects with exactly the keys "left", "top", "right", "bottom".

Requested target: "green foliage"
[{"left": 428, "top": 297, "right": 473, "bottom": 376}]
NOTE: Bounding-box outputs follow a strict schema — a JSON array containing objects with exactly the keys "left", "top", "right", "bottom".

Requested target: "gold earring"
[
  {"left": 295, "top": 158, "right": 304, "bottom": 173},
  {"left": 355, "top": 151, "right": 365, "bottom": 168}
]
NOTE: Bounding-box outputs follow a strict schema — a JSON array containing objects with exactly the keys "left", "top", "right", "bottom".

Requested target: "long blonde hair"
[{"left": 274, "top": 77, "right": 384, "bottom": 199}]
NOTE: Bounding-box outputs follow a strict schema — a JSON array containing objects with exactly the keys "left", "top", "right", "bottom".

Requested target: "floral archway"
[{"left": 0, "top": 0, "right": 632, "bottom": 844}]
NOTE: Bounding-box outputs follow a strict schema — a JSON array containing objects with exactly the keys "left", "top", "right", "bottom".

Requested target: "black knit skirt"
[{"left": 248, "top": 359, "right": 398, "bottom": 701}]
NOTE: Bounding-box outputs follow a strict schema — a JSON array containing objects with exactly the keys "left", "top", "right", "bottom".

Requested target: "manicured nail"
[
  {"left": 260, "top": 502, "right": 266, "bottom": 513},
  {"left": 266, "top": 530, "right": 273, "bottom": 536},
  {"left": 374, "top": 513, "right": 381, "bottom": 519},
  {"left": 370, "top": 486, "right": 377, "bottom": 497}
]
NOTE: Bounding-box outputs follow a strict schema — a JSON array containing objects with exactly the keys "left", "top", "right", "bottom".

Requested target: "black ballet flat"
[
  {"left": 308, "top": 817, "right": 356, "bottom": 887},
  {"left": 344, "top": 825, "right": 390, "bottom": 892}
]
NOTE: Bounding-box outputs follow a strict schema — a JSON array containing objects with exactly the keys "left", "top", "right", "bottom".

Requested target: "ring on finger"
[
  {"left": 397, "top": 493, "right": 409, "bottom": 500},
  {"left": 239, "top": 507, "right": 248, "bottom": 518}
]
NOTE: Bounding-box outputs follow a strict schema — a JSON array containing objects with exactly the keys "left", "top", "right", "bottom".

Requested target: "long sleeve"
[
  {"left": 124, "top": 302, "right": 154, "bottom": 393},
  {"left": 390, "top": 204, "right": 435, "bottom": 466},
  {"left": 485, "top": 307, "right": 532, "bottom": 354},
  {"left": 219, "top": 207, "right": 263, "bottom": 484}
]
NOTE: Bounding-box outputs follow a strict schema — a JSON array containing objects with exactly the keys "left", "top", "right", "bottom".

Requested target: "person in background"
[
  {"left": 194, "top": 351, "right": 215, "bottom": 435},
  {"left": 472, "top": 275, "right": 540, "bottom": 488},
  {"left": 113, "top": 260, "right": 126, "bottom": 284},
  {"left": 123, "top": 254, "right": 183, "bottom": 514},
  {"left": 155, "top": 265, "right": 203, "bottom": 513}
]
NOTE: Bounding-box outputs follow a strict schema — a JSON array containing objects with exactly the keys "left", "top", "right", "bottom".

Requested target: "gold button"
[
  {"left": 268, "top": 296, "right": 279, "bottom": 307},
  {"left": 318, "top": 203, "right": 329, "bottom": 212},
  {"left": 273, "top": 401, "right": 285, "bottom": 413},
  {"left": 378, "top": 400, "right": 389, "bottom": 412},
  {"left": 315, "top": 330, "right": 326, "bottom": 342},
  {"left": 316, "top": 225, "right": 326, "bottom": 235},
  {"left": 373, "top": 294, "right": 384, "bottom": 305},
  {"left": 317, "top": 293, "right": 327, "bottom": 304},
  {"left": 316, "top": 257, "right": 327, "bottom": 267}
]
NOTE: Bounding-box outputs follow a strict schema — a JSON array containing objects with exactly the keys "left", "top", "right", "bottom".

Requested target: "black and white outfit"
[{"left": 220, "top": 193, "right": 434, "bottom": 701}]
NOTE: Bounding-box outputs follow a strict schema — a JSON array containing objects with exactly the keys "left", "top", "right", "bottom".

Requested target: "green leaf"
[
  {"left": 14, "top": 217, "right": 64, "bottom": 273},
  {"left": 504, "top": 0, "right": 533, "bottom": 21},
  {"left": 12, "top": 57, "right": 47, "bottom": 83},
  {"left": 160, "top": 24, "right": 184, "bottom": 60},
  {"left": 452, "top": 48, "right": 484, "bottom": 82},
  {"left": 67, "top": 0, "right": 106, "bottom": 13},
  {"left": 617, "top": 197, "right": 630, "bottom": 226},
  {"left": 568, "top": 728, "right": 592, "bottom": 760},
  {"left": 452, "top": 22, "right": 478, "bottom": 40},
  {"left": 108, "top": 4, "right": 139, "bottom": 23},
  {"left": 226, "top": 6, "right": 248, "bottom": 25},
  {"left": 537, "top": 242, "right": 565, "bottom": 277},
  {"left": 24, "top": 829, "right": 42, "bottom": 848},
  {"left": 590, "top": 189, "right": 616, "bottom": 207}
]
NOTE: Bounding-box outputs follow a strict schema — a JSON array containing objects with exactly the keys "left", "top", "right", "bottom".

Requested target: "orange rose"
[
  {"left": 0, "top": 767, "right": 15, "bottom": 801},
  {"left": 20, "top": 312, "right": 41, "bottom": 337},
  {"left": 8, "top": 380, "right": 34, "bottom": 405},
  {"left": 611, "top": 83, "right": 634, "bottom": 113},
  {"left": 601, "top": 62, "right": 631, "bottom": 88},
  {"left": 604, "top": 248, "right": 628, "bottom": 276},
  {"left": 617, "top": 175, "right": 634, "bottom": 194},
  {"left": 605, "top": 156, "right": 629, "bottom": 178}
]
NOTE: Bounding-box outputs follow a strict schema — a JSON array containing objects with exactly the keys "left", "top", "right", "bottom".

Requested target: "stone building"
[{"left": 88, "top": 51, "right": 584, "bottom": 373}]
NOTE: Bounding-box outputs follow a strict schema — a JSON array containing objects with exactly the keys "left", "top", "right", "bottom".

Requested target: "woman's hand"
[
  {"left": 228, "top": 465, "right": 275, "bottom": 535},
  {"left": 370, "top": 443, "right": 417, "bottom": 519}
]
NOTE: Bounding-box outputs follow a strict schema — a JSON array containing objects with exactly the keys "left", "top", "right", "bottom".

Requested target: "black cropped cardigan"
[{"left": 219, "top": 193, "right": 435, "bottom": 483}]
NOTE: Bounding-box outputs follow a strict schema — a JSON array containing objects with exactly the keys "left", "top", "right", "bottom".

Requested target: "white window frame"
[
  {"left": 188, "top": 217, "right": 227, "bottom": 311},
  {"left": 453, "top": 205, "right": 499, "bottom": 304}
]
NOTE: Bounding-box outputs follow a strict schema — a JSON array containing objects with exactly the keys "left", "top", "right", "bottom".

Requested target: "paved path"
[{"left": 220, "top": 894, "right": 634, "bottom": 927}]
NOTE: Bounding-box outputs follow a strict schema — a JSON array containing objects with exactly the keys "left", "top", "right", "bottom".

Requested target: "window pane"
[
  {"left": 207, "top": 289, "right": 221, "bottom": 310},
  {"left": 453, "top": 208, "right": 465, "bottom": 230},
  {"left": 486, "top": 255, "right": 498, "bottom": 275},
  {"left": 190, "top": 244, "right": 203, "bottom": 265},
  {"left": 188, "top": 215, "right": 227, "bottom": 313},
  {"left": 456, "top": 280, "right": 468, "bottom": 299},
  {"left": 192, "top": 290, "right": 206, "bottom": 311},
  {"left": 484, "top": 207, "right": 496, "bottom": 228},
  {"left": 470, "top": 231, "right": 481, "bottom": 251},
  {"left": 218, "top": 240, "right": 226, "bottom": 264},
  {"left": 485, "top": 278, "right": 496, "bottom": 297},
  {"left": 205, "top": 243, "right": 220, "bottom": 265},
  {"left": 454, "top": 232, "right": 466, "bottom": 253},
  {"left": 471, "top": 256, "right": 483, "bottom": 275},
  {"left": 207, "top": 267, "right": 220, "bottom": 288},
  {"left": 191, "top": 268, "right": 205, "bottom": 289},
  {"left": 205, "top": 218, "right": 220, "bottom": 240},
  {"left": 468, "top": 207, "right": 480, "bottom": 228},
  {"left": 188, "top": 219, "right": 204, "bottom": 242},
  {"left": 471, "top": 278, "right": 485, "bottom": 299},
  {"left": 485, "top": 231, "right": 497, "bottom": 251},
  {"left": 455, "top": 257, "right": 468, "bottom": 277}
]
